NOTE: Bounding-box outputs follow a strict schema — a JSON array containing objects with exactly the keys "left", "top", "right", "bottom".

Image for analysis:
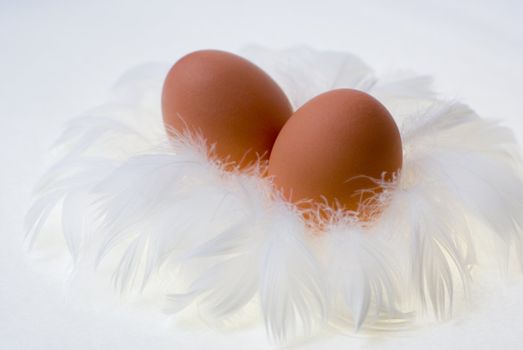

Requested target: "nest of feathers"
[{"left": 26, "top": 46, "right": 523, "bottom": 345}]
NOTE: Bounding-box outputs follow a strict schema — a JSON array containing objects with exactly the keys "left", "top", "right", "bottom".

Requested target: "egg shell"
[
  {"left": 268, "top": 89, "right": 402, "bottom": 213},
  {"left": 162, "top": 50, "right": 293, "bottom": 167}
]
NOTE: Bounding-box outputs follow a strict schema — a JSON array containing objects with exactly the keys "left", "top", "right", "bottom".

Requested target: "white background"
[{"left": 1, "top": 1, "right": 523, "bottom": 349}]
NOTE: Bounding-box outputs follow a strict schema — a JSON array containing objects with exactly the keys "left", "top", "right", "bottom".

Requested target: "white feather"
[
  {"left": 402, "top": 101, "right": 523, "bottom": 272},
  {"left": 257, "top": 206, "right": 326, "bottom": 343},
  {"left": 241, "top": 45, "right": 375, "bottom": 109},
  {"left": 323, "top": 223, "right": 404, "bottom": 329}
]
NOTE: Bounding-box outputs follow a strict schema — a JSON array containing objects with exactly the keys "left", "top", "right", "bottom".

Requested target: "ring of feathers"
[{"left": 26, "top": 46, "right": 523, "bottom": 344}]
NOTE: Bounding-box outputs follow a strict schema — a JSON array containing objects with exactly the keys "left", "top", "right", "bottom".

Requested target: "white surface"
[{"left": 1, "top": 1, "right": 523, "bottom": 349}]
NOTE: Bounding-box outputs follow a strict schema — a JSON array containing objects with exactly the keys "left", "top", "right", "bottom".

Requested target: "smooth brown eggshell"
[
  {"left": 162, "top": 50, "right": 293, "bottom": 167},
  {"left": 268, "top": 89, "right": 402, "bottom": 214}
]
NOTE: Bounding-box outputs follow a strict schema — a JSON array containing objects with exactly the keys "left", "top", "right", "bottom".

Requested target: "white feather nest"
[{"left": 26, "top": 46, "right": 523, "bottom": 344}]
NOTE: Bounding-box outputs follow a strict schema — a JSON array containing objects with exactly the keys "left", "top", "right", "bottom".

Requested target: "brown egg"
[
  {"left": 162, "top": 50, "right": 293, "bottom": 167},
  {"left": 268, "top": 89, "right": 402, "bottom": 215}
]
